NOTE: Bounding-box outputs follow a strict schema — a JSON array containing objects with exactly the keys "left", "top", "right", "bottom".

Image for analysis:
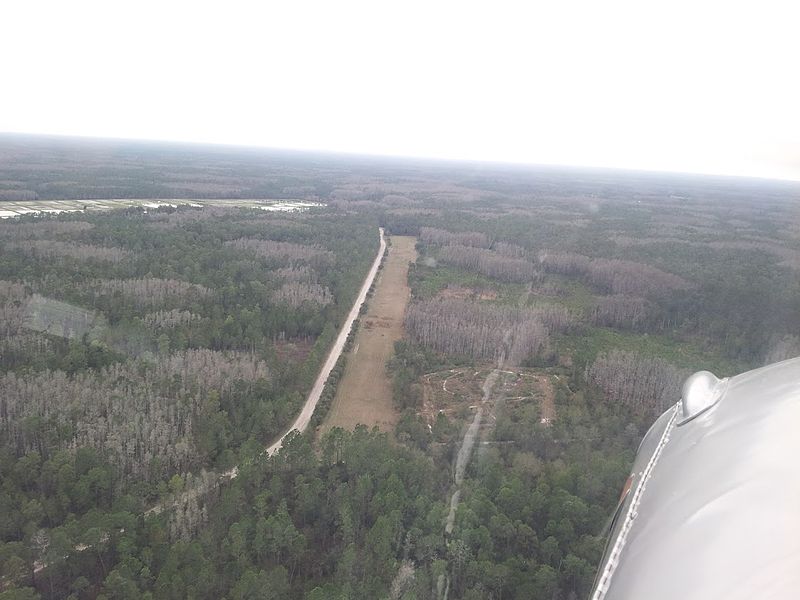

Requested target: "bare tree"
[
  {"left": 272, "top": 282, "right": 333, "bottom": 307},
  {"left": 225, "top": 238, "right": 332, "bottom": 265},
  {"left": 537, "top": 251, "right": 591, "bottom": 275},
  {"left": 438, "top": 245, "right": 542, "bottom": 283},
  {"left": 591, "top": 295, "right": 649, "bottom": 330},
  {"left": 0, "top": 221, "right": 94, "bottom": 241},
  {"left": 1, "top": 332, "right": 53, "bottom": 362},
  {"left": 419, "top": 227, "right": 491, "bottom": 248},
  {"left": 585, "top": 349, "right": 686, "bottom": 414},
  {"left": 405, "top": 299, "right": 563, "bottom": 365},
  {"left": 142, "top": 309, "right": 202, "bottom": 329},
  {"left": 0, "top": 280, "right": 28, "bottom": 337},
  {"left": 271, "top": 265, "right": 316, "bottom": 283},
  {"left": 494, "top": 241, "right": 527, "bottom": 258},
  {"left": 538, "top": 252, "right": 690, "bottom": 298},
  {"left": 586, "top": 259, "right": 690, "bottom": 297},
  {"left": 0, "top": 350, "right": 270, "bottom": 479},
  {"left": 89, "top": 278, "right": 212, "bottom": 307},
  {"left": 7, "top": 240, "right": 132, "bottom": 263},
  {"left": 145, "top": 207, "right": 237, "bottom": 229}
]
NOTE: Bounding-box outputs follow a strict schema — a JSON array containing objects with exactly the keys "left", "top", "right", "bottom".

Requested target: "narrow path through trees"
[
  {"left": 264, "top": 227, "right": 387, "bottom": 454},
  {"left": 320, "top": 235, "right": 416, "bottom": 434}
]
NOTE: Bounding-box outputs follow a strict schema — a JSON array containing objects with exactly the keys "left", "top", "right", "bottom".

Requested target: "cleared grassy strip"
[{"left": 319, "top": 236, "right": 418, "bottom": 433}]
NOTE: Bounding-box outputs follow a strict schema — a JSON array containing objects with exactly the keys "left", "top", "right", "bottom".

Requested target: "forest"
[
  {"left": 1, "top": 137, "right": 800, "bottom": 599},
  {"left": 0, "top": 203, "right": 380, "bottom": 598},
  {"left": 376, "top": 185, "right": 800, "bottom": 598}
]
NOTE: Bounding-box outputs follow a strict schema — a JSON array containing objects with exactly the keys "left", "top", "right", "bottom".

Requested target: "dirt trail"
[
  {"left": 443, "top": 319, "right": 542, "bottom": 596},
  {"left": 265, "top": 228, "right": 387, "bottom": 454},
  {"left": 537, "top": 374, "right": 557, "bottom": 423},
  {"left": 143, "top": 229, "right": 387, "bottom": 503},
  {"left": 320, "top": 235, "right": 417, "bottom": 434},
  {"left": 445, "top": 366, "right": 504, "bottom": 534},
  {"left": 213, "top": 227, "right": 384, "bottom": 478}
]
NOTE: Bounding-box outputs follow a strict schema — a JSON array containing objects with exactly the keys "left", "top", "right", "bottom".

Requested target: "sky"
[{"left": 2, "top": 0, "right": 799, "bottom": 180}]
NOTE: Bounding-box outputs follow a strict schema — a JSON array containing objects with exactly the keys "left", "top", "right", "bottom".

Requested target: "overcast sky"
[{"left": 2, "top": 0, "right": 799, "bottom": 180}]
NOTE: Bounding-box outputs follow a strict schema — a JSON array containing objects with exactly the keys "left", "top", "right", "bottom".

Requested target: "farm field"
[
  {"left": 320, "top": 236, "right": 417, "bottom": 434},
  {"left": 0, "top": 198, "right": 322, "bottom": 218}
]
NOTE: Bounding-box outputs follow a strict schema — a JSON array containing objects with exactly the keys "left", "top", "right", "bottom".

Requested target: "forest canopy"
[{"left": 2, "top": 142, "right": 799, "bottom": 599}]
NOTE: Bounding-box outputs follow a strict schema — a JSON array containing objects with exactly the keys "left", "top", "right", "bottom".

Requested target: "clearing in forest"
[
  {"left": 320, "top": 236, "right": 417, "bottom": 433},
  {"left": 420, "top": 367, "right": 557, "bottom": 427}
]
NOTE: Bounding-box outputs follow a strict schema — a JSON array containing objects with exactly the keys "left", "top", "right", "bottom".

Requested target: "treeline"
[
  {"left": 224, "top": 238, "right": 333, "bottom": 266},
  {"left": 414, "top": 223, "right": 693, "bottom": 336},
  {"left": 6, "top": 240, "right": 132, "bottom": 264},
  {"left": 272, "top": 282, "right": 333, "bottom": 308},
  {"left": 494, "top": 241, "right": 527, "bottom": 258},
  {"left": 0, "top": 208, "right": 378, "bottom": 355},
  {"left": 586, "top": 258, "right": 690, "bottom": 297},
  {"left": 394, "top": 216, "right": 703, "bottom": 599},
  {"left": 419, "top": 227, "right": 490, "bottom": 248},
  {"left": 0, "top": 206, "right": 379, "bottom": 598},
  {"left": 388, "top": 356, "right": 643, "bottom": 599},
  {"left": 536, "top": 251, "right": 590, "bottom": 276},
  {"left": 1, "top": 428, "right": 452, "bottom": 600},
  {"left": 0, "top": 349, "right": 271, "bottom": 479},
  {"left": 87, "top": 278, "right": 213, "bottom": 308},
  {"left": 0, "top": 280, "right": 27, "bottom": 337},
  {"left": 0, "top": 220, "right": 94, "bottom": 241},
  {"left": 590, "top": 295, "right": 650, "bottom": 330},
  {"left": 272, "top": 265, "right": 315, "bottom": 283},
  {"left": 142, "top": 309, "right": 201, "bottom": 329},
  {"left": 446, "top": 388, "right": 640, "bottom": 600},
  {"left": 539, "top": 252, "right": 689, "bottom": 297},
  {"left": 438, "top": 245, "right": 542, "bottom": 284},
  {"left": 405, "top": 299, "right": 572, "bottom": 366},
  {"left": 585, "top": 349, "right": 686, "bottom": 415},
  {"left": 394, "top": 211, "right": 793, "bottom": 362}
]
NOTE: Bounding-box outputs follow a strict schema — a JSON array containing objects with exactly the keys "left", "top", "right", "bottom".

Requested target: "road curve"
[{"left": 266, "top": 227, "right": 386, "bottom": 455}]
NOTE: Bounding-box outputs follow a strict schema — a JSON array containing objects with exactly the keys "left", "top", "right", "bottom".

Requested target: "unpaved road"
[
  {"left": 265, "top": 227, "right": 387, "bottom": 455},
  {"left": 320, "top": 235, "right": 417, "bottom": 434},
  {"left": 445, "top": 366, "right": 506, "bottom": 534},
  {"left": 536, "top": 374, "right": 557, "bottom": 423},
  {"left": 13, "top": 228, "right": 386, "bottom": 585}
]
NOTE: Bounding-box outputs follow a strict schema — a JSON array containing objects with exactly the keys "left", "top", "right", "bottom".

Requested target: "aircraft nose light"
[{"left": 680, "top": 370, "right": 728, "bottom": 423}]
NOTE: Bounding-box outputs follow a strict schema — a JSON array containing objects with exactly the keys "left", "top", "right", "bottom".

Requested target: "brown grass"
[
  {"left": 319, "top": 236, "right": 417, "bottom": 434},
  {"left": 419, "top": 367, "right": 557, "bottom": 427}
]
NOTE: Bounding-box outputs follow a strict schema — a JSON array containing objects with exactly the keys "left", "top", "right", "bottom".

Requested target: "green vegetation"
[
  {"left": 2, "top": 138, "right": 799, "bottom": 599},
  {"left": 535, "top": 275, "right": 595, "bottom": 314},
  {"left": 409, "top": 263, "right": 526, "bottom": 303},
  {"left": 559, "top": 327, "right": 748, "bottom": 377},
  {"left": 0, "top": 205, "right": 379, "bottom": 598}
]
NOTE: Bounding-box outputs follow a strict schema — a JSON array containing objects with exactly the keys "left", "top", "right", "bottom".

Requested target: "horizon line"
[{"left": 2, "top": 130, "right": 799, "bottom": 185}]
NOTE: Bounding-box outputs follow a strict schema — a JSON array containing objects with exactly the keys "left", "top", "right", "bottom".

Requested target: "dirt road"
[
  {"left": 320, "top": 235, "right": 417, "bottom": 434},
  {"left": 537, "top": 374, "right": 557, "bottom": 424},
  {"left": 264, "top": 227, "right": 387, "bottom": 455}
]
